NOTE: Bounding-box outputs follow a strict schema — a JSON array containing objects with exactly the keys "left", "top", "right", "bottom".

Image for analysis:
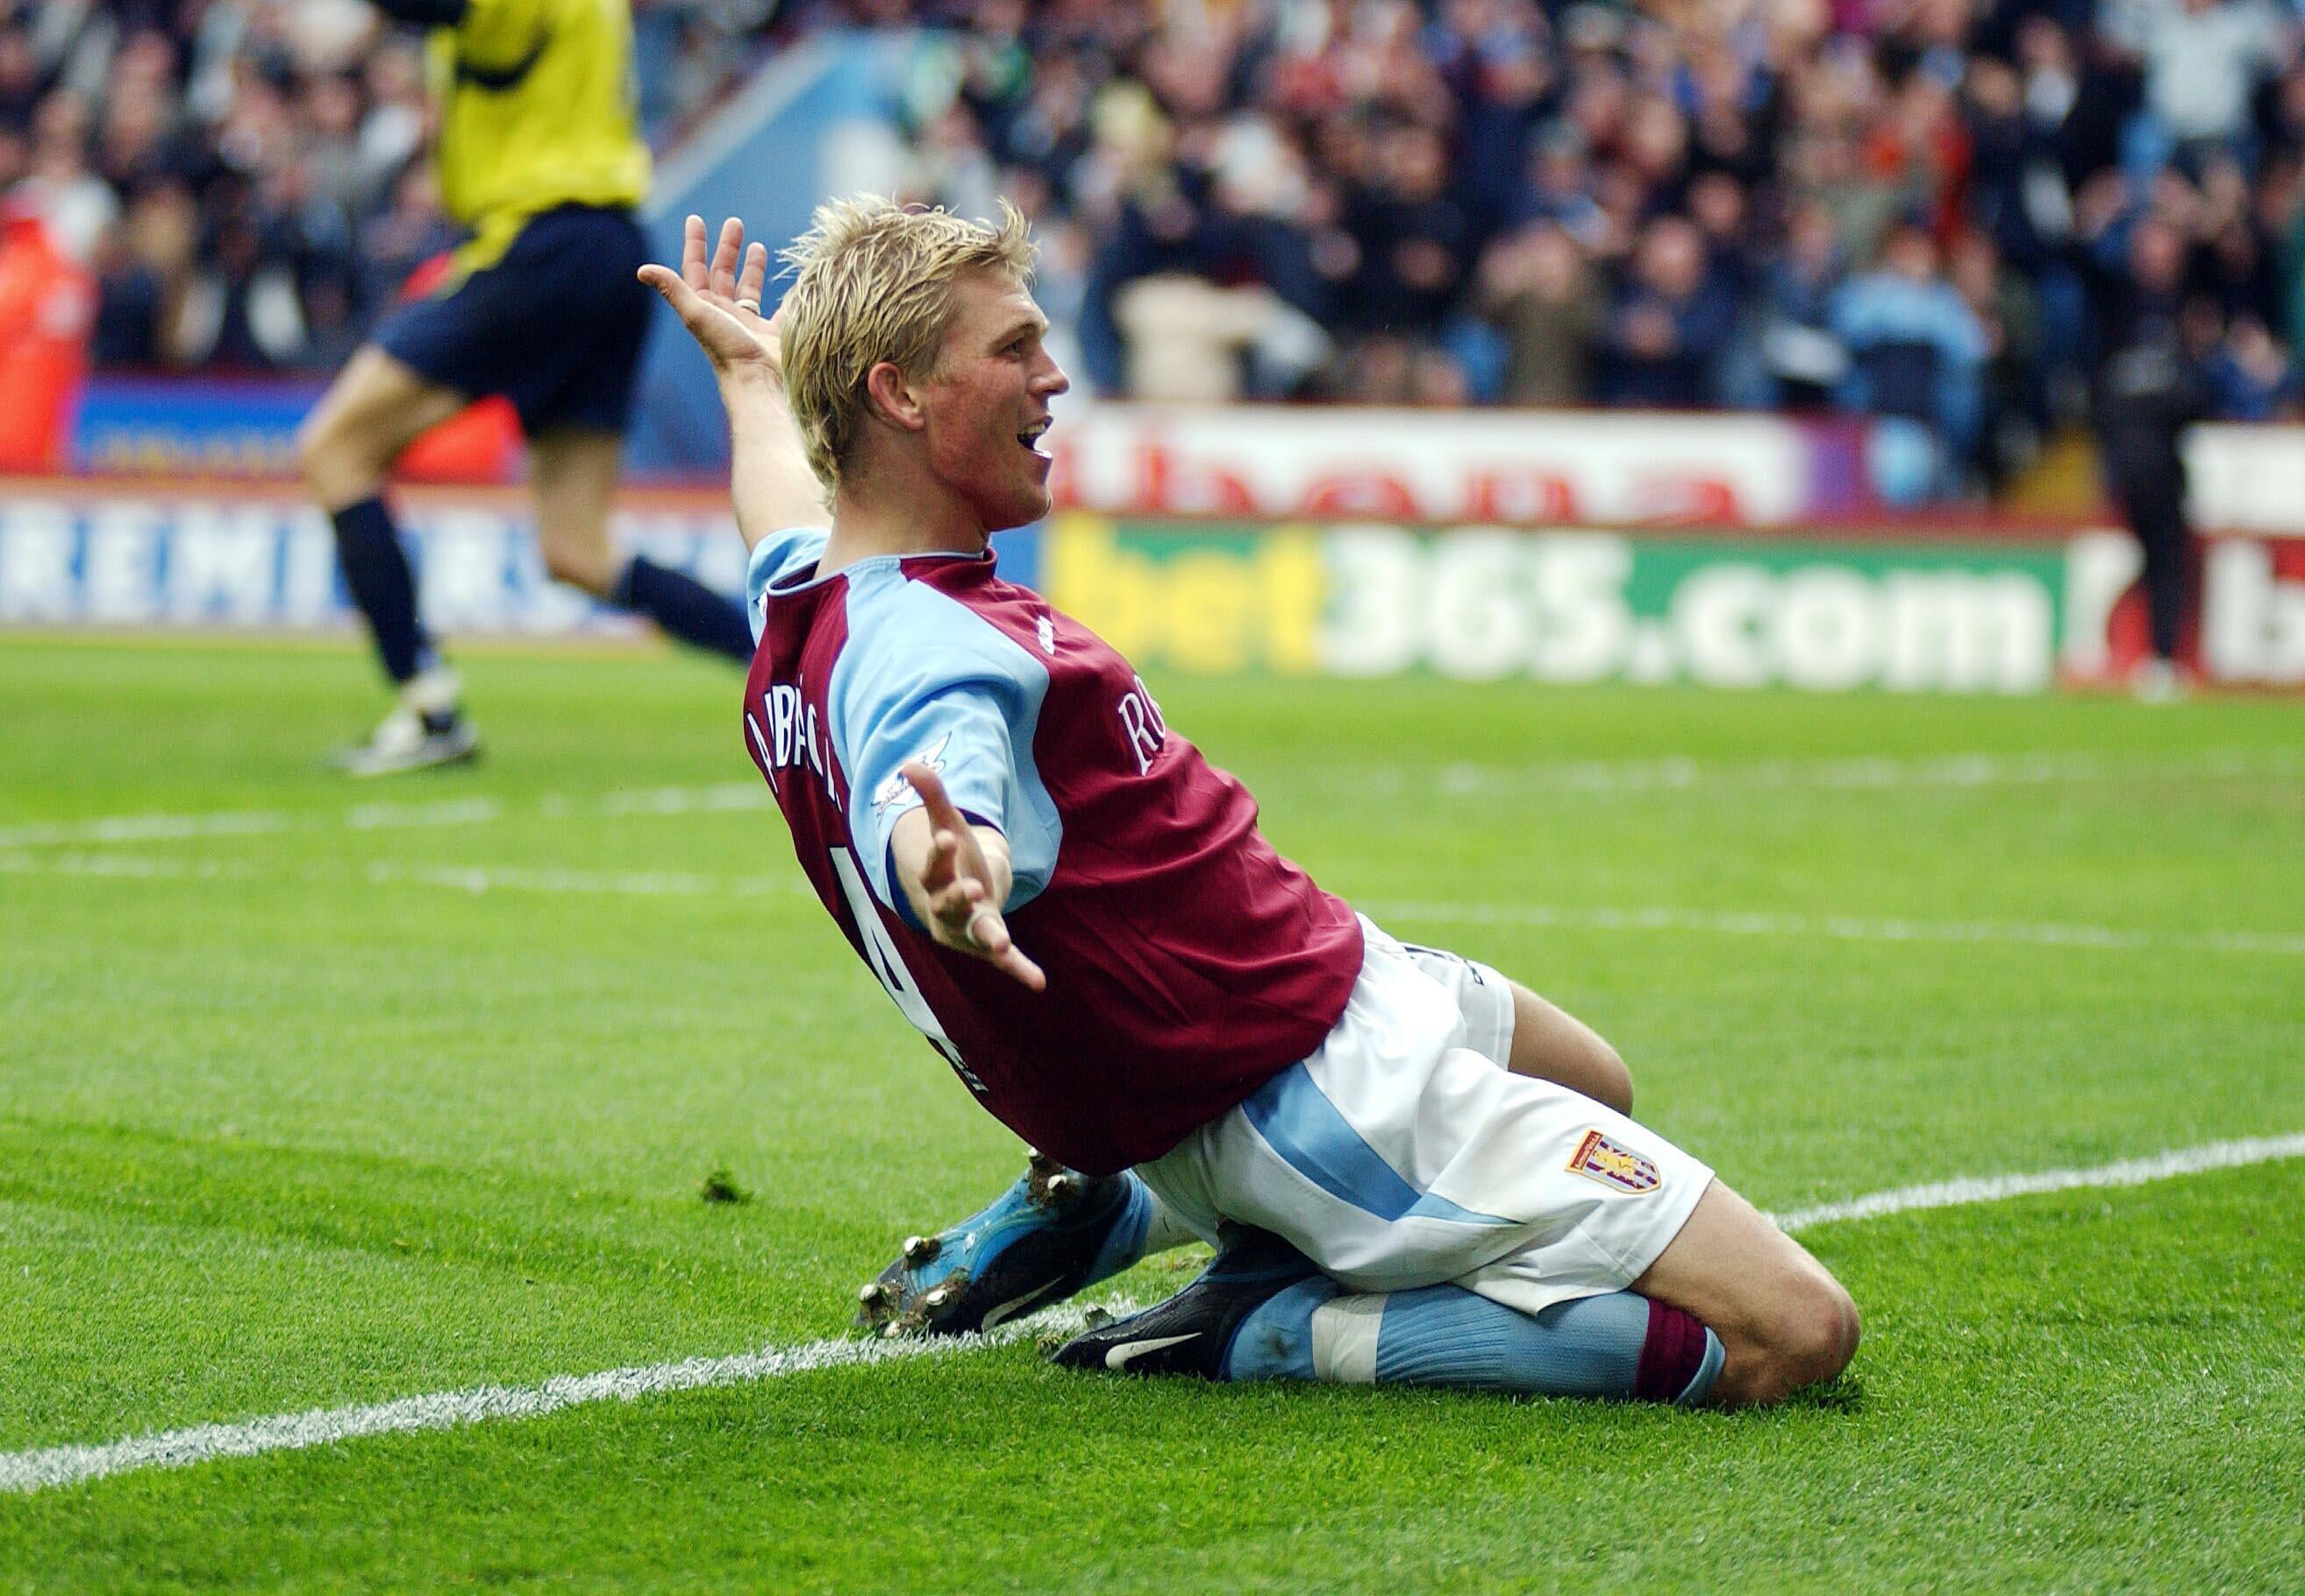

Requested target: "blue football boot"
[
  {"left": 1049, "top": 1225, "right": 1322, "bottom": 1379},
  {"left": 855, "top": 1151, "right": 1155, "bottom": 1337}
]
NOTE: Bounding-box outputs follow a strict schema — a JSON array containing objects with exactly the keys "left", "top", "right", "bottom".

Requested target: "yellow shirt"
[{"left": 425, "top": 0, "right": 652, "bottom": 277}]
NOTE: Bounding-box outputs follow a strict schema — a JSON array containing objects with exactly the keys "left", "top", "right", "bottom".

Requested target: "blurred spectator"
[
  {"left": 169, "top": 196, "right": 304, "bottom": 369},
  {"left": 1831, "top": 221, "right": 1989, "bottom": 495},
  {"left": 1114, "top": 273, "right": 1331, "bottom": 401},
  {"left": 2106, "top": 0, "right": 2284, "bottom": 163},
  {"left": 1601, "top": 216, "right": 1736, "bottom": 407},
  {"left": 0, "top": 196, "right": 94, "bottom": 469},
  {"left": 1477, "top": 220, "right": 1601, "bottom": 405},
  {"left": 1347, "top": 121, "right": 1474, "bottom": 334},
  {"left": 1948, "top": 230, "right": 2046, "bottom": 491},
  {"left": 19, "top": 89, "right": 118, "bottom": 261},
  {"left": 88, "top": 215, "right": 165, "bottom": 367},
  {"left": 0, "top": 27, "right": 44, "bottom": 132},
  {"left": 2208, "top": 311, "right": 2305, "bottom": 416},
  {"left": 358, "top": 163, "right": 458, "bottom": 314},
  {"left": 1752, "top": 201, "right": 1850, "bottom": 410}
]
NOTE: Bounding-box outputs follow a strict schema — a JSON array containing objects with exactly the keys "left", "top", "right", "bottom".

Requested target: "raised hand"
[
  {"left": 638, "top": 214, "right": 786, "bottom": 386},
  {"left": 901, "top": 759, "right": 1046, "bottom": 993}
]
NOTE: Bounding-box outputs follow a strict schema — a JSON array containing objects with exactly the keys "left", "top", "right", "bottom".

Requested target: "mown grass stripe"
[{"left": 6, "top": 1136, "right": 2301, "bottom": 1498}]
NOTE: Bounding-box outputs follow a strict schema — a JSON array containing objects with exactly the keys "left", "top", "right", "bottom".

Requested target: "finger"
[
  {"left": 994, "top": 941, "right": 1047, "bottom": 992},
  {"left": 927, "top": 875, "right": 981, "bottom": 927},
  {"left": 962, "top": 900, "right": 1004, "bottom": 951},
  {"left": 901, "top": 760, "right": 970, "bottom": 837},
  {"left": 921, "top": 826, "right": 960, "bottom": 891},
  {"left": 639, "top": 261, "right": 745, "bottom": 346},
  {"left": 962, "top": 905, "right": 1043, "bottom": 989},
  {"left": 736, "top": 241, "right": 769, "bottom": 310},
  {"left": 639, "top": 261, "right": 703, "bottom": 318},
  {"left": 710, "top": 217, "right": 746, "bottom": 298},
  {"left": 682, "top": 214, "right": 709, "bottom": 291}
]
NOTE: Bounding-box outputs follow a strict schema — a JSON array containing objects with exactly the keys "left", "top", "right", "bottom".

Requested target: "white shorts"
[{"left": 1135, "top": 916, "right": 1713, "bottom": 1318}]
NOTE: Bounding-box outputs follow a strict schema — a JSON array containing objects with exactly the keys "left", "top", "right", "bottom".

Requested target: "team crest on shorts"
[{"left": 1566, "top": 1129, "right": 1662, "bottom": 1194}]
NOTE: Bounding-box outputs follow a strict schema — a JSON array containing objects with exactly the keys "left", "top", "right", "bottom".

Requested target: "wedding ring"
[{"left": 735, "top": 297, "right": 761, "bottom": 314}]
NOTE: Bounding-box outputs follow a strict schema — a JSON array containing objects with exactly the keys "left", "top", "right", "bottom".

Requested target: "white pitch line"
[
  {"left": 0, "top": 809, "right": 295, "bottom": 848},
  {"left": 0, "top": 783, "right": 770, "bottom": 851},
  {"left": 6, "top": 745, "right": 2294, "bottom": 851},
  {"left": 345, "top": 797, "right": 505, "bottom": 831},
  {"left": 0, "top": 851, "right": 253, "bottom": 882},
  {"left": 1364, "top": 900, "right": 2305, "bottom": 959},
  {"left": 4, "top": 1134, "right": 2302, "bottom": 1497},
  {"left": 1415, "top": 745, "right": 2302, "bottom": 799},
  {"left": 1769, "top": 1132, "right": 2305, "bottom": 1232},
  {"left": 360, "top": 862, "right": 787, "bottom": 899},
  {"left": 0, "top": 1298, "right": 1134, "bottom": 1499},
  {"left": 11, "top": 847, "right": 2301, "bottom": 958}
]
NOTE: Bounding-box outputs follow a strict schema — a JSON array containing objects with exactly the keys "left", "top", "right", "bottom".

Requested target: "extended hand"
[
  {"left": 902, "top": 759, "right": 1046, "bottom": 993},
  {"left": 638, "top": 214, "right": 786, "bottom": 386}
]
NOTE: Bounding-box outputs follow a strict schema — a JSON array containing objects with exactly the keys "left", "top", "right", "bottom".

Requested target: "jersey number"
[{"left": 828, "top": 847, "right": 983, "bottom": 1093}]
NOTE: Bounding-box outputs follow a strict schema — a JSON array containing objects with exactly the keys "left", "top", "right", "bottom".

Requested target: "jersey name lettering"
[
  {"left": 747, "top": 682, "right": 831, "bottom": 800},
  {"left": 1117, "top": 675, "right": 1167, "bottom": 774}
]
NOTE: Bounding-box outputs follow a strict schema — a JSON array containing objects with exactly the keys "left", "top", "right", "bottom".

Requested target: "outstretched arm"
[
  {"left": 888, "top": 760, "right": 1045, "bottom": 992},
  {"left": 639, "top": 215, "right": 831, "bottom": 549}
]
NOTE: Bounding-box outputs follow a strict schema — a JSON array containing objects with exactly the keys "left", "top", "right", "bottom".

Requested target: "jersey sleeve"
[
  {"left": 827, "top": 574, "right": 1060, "bottom": 923},
  {"left": 744, "top": 527, "right": 830, "bottom": 644},
  {"left": 453, "top": 0, "right": 552, "bottom": 69}
]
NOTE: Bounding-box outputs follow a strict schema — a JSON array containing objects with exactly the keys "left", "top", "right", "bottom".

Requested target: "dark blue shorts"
[{"left": 375, "top": 204, "right": 653, "bottom": 435}]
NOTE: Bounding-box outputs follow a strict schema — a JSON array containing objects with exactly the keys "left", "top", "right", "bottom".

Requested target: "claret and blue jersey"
[{"left": 740, "top": 528, "right": 1365, "bottom": 1175}]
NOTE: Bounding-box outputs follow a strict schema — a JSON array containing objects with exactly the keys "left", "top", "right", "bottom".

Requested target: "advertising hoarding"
[
  {"left": 0, "top": 481, "right": 744, "bottom": 635},
  {"left": 52, "top": 382, "right": 1871, "bottom": 524},
  {"left": 4, "top": 481, "right": 2299, "bottom": 692},
  {"left": 1041, "top": 403, "right": 1868, "bottom": 526}
]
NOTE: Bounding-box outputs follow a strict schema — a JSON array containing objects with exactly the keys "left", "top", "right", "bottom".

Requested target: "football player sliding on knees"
[{"left": 658, "top": 199, "right": 1858, "bottom": 1408}]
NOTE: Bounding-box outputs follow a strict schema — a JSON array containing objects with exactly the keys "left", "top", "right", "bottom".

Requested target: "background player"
[
  {"left": 642, "top": 203, "right": 1859, "bottom": 1407},
  {"left": 298, "top": 0, "right": 757, "bottom": 776}
]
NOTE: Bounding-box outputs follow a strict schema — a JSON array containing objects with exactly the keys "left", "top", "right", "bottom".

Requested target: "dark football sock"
[
  {"left": 1224, "top": 1280, "right": 1723, "bottom": 1405},
  {"left": 610, "top": 555, "right": 754, "bottom": 663},
  {"left": 330, "top": 495, "right": 432, "bottom": 685}
]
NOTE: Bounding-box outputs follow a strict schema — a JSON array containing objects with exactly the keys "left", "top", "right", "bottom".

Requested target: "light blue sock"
[
  {"left": 1084, "top": 1176, "right": 1156, "bottom": 1280},
  {"left": 1067, "top": 1172, "right": 1202, "bottom": 1288},
  {"left": 1224, "top": 1281, "right": 1723, "bottom": 1406}
]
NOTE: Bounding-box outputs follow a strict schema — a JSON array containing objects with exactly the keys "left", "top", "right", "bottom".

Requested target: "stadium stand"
[
  {"left": 0, "top": 0, "right": 767, "bottom": 374},
  {"left": 6, "top": 0, "right": 2305, "bottom": 501}
]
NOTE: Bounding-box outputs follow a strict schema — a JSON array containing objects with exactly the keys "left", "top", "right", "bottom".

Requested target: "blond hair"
[{"left": 777, "top": 196, "right": 1037, "bottom": 490}]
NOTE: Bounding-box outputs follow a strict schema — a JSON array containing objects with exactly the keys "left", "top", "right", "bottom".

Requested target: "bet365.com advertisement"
[{"left": 1033, "top": 515, "right": 2304, "bottom": 693}]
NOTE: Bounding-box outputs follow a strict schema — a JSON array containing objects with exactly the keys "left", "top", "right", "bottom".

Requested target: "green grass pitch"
[{"left": 2, "top": 632, "right": 2301, "bottom": 1592}]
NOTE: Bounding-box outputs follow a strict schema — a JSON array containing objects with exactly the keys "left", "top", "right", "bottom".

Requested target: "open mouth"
[{"left": 1017, "top": 417, "right": 1052, "bottom": 459}]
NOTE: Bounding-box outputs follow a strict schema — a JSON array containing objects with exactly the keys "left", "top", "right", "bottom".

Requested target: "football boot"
[
  {"left": 854, "top": 1151, "right": 1152, "bottom": 1338},
  {"left": 333, "top": 703, "right": 479, "bottom": 777},
  {"left": 1049, "top": 1225, "right": 1321, "bottom": 1379}
]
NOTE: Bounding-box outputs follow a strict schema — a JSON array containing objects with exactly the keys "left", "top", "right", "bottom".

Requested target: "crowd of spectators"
[
  {"left": 0, "top": 0, "right": 758, "bottom": 379},
  {"left": 10, "top": 0, "right": 2305, "bottom": 501},
  {"left": 840, "top": 0, "right": 2305, "bottom": 499}
]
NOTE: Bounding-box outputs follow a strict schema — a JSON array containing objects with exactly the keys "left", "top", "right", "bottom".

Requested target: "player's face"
[{"left": 918, "top": 271, "right": 1069, "bottom": 533}]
